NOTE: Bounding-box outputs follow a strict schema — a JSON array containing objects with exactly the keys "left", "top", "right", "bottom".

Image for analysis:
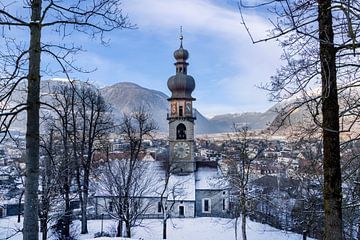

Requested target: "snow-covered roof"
[
  {"left": 167, "top": 173, "right": 195, "bottom": 201},
  {"left": 93, "top": 161, "right": 196, "bottom": 201},
  {"left": 195, "top": 167, "right": 227, "bottom": 190}
]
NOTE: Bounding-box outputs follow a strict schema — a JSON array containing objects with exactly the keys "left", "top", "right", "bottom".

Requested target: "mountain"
[
  {"left": 100, "top": 82, "right": 219, "bottom": 134},
  {"left": 7, "top": 79, "right": 94, "bottom": 132},
  {"left": 266, "top": 86, "right": 360, "bottom": 133},
  {"left": 208, "top": 108, "right": 278, "bottom": 132}
]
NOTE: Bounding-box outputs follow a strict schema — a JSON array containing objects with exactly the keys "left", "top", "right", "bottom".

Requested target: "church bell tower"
[{"left": 167, "top": 33, "right": 196, "bottom": 174}]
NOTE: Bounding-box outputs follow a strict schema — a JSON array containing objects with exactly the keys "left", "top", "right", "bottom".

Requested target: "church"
[
  {"left": 91, "top": 35, "right": 230, "bottom": 220},
  {"left": 165, "top": 34, "right": 230, "bottom": 218}
]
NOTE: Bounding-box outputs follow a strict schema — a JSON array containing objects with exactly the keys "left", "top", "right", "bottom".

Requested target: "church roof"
[
  {"left": 195, "top": 166, "right": 227, "bottom": 190},
  {"left": 167, "top": 73, "right": 195, "bottom": 99}
]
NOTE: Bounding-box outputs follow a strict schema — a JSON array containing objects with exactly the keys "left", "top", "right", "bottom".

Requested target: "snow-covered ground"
[{"left": 0, "top": 216, "right": 314, "bottom": 240}]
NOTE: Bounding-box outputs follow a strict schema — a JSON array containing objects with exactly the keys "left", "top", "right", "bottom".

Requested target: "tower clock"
[{"left": 167, "top": 34, "right": 196, "bottom": 174}]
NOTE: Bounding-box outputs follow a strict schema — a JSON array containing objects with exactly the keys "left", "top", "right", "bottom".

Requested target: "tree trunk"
[
  {"left": 23, "top": 1, "right": 42, "bottom": 239},
  {"left": 241, "top": 212, "right": 247, "bottom": 240},
  {"left": 318, "top": 1, "right": 343, "bottom": 239},
  {"left": 303, "top": 230, "right": 307, "bottom": 240},
  {"left": 41, "top": 219, "right": 48, "bottom": 240},
  {"left": 40, "top": 129, "right": 53, "bottom": 240},
  {"left": 234, "top": 217, "right": 238, "bottom": 240},
  {"left": 126, "top": 221, "right": 131, "bottom": 238},
  {"left": 163, "top": 219, "right": 167, "bottom": 240},
  {"left": 81, "top": 188, "right": 88, "bottom": 234},
  {"left": 64, "top": 183, "right": 71, "bottom": 238},
  {"left": 18, "top": 190, "right": 24, "bottom": 223},
  {"left": 240, "top": 194, "right": 247, "bottom": 240},
  {"left": 116, "top": 220, "right": 123, "bottom": 237},
  {"left": 81, "top": 168, "right": 89, "bottom": 234}
]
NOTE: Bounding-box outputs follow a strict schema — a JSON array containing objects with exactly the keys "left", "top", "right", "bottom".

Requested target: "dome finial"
[
  {"left": 173, "top": 26, "right": 189, "bottom": 61},
  {"left": 179, "top": 26, "right": 183, "bottom": 48}
]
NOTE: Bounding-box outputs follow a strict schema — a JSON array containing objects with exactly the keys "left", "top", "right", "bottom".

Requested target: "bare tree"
[
  {"left": 98, "top": 108, "right": 157, "bottom": 238},
  {"left": 238, "top": 1, "right": 360, "bottom": 238},
  {"left": 341, "top": 140, "right": 360, "bottom": 239},
  {"left": 157, "top": 160, "right": 187, "bottom": 240},
  {"left": 0, "top": 1, "right": 133, "bottom": 239},
  {"left": 72, "top": 83, "right": 113, "bottom": 234},
  {"left": 99, "top": 157, "right": 155, "bottom": 238},
  {"left": 43, "top": 84, "right": 77, "bottom": 238},
  {"left": 223, "top": 125, "right": 265, "bottom": 240},
  {"left": 290, "top": 137, "right": 324, "bottom": 239},
  {"left": 39, "top": 127, "right": 57, "bottom": 240}
]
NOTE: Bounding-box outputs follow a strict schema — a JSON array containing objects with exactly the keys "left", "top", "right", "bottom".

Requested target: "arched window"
[{"left": 176, "top": 123, "right": 186, "bottom": 139}]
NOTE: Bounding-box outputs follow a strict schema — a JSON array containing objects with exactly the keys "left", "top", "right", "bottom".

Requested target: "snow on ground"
[{"left": 0, "top": 216, "right": 314, "bottom": 240}]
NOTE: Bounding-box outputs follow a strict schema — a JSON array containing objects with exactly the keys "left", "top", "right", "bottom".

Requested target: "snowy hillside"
[{"left": 0, "top": 216, "right": 314, "bottom": 240}]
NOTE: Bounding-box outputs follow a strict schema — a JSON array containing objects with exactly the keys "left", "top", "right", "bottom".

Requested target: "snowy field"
[{"left": 0, "top": 216, "right": 314, "bottom": 240}]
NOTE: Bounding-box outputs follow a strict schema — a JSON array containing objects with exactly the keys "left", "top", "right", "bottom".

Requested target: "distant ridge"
[{"left": 100, "top": 81, "right": 278, "bottom": 133}]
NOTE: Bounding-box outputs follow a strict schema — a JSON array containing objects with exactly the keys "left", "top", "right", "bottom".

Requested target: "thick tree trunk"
[
  {"left": 116, "top": 220, "right": 123, "bottom": 237},
  {"left": 318, "top": 1, "right": 343, "bottom": 239},
  {"left": 41, "top": 220, "right": 47, "bottom": 240},
  {"left": 23, "top": 1, "right": 42, "bottom": 239}
]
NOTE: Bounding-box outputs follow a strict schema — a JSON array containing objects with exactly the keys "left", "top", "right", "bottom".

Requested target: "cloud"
[
  {"left": 122, "top": 0, "right": 282, "bottom": 114},
  {"left": 72, "top": 51, "right": 155, "bottom": 88},
  {"left": 125, "top": 0, "right": 268, "bottom": 37}
]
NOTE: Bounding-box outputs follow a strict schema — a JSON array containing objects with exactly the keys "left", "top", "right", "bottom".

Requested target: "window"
[
  {"left": 202, "top": 198, "right": 211, "bottom": 213},
  {"left": 176, "top": 124, "right": 186, "bottom": 139},
  {"left": 179, "top": 206, "right": 185, "bottom": 216},
  {"left": 179, "top": 106, "right": 183, "bottom": 117},
  {"left": 222, "top": 199, "right": 226, "bottom": 211},
  {"left": 157, "top": 202, "right": 162, "bottom": 213}
]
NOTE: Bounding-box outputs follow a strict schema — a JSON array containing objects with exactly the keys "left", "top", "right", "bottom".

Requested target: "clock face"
[{"left": 174, "top": 142, "right": 190, "bottom": 159}]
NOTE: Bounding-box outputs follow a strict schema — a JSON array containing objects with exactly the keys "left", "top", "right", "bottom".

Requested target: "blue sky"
[{"left": 56, "top": 0, "right": 283, "bottom": 118}]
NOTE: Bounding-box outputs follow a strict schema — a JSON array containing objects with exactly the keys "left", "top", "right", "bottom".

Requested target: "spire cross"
[{"left": 179, "top": 26, "right": 183, "bottom": 47}]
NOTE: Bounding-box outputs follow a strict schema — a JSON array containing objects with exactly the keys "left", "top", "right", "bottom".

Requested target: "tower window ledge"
[{"left": 167, "top": 116, "right": 196, "bottom": 121}]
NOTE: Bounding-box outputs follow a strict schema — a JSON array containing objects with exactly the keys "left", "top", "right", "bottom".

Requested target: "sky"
[{"left": 52, "top": 0, "right": 283, "bottom": 118}]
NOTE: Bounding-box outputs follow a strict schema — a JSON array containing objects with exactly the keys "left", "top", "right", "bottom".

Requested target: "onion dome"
[
  {"left": 174, "top": 44, "right": 189, "bottom": 61},
  {"left": 167, "top": 73, "right": 195, "bottom": 99},
  {"left": 167, "top": 33, "right": 196, "bottom": 100}
]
